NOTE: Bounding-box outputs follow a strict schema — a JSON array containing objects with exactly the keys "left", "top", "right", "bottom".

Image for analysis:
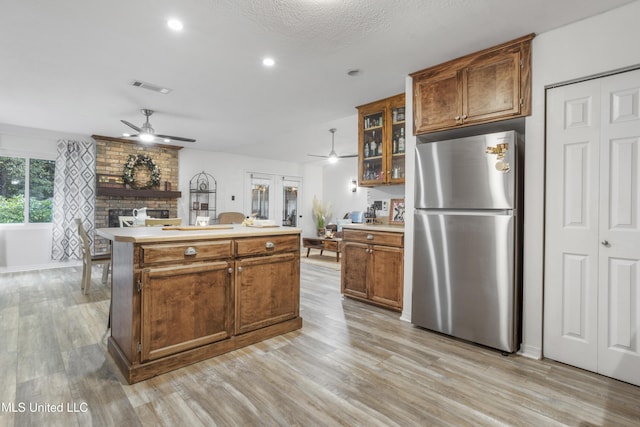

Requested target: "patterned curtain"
[{"left": 51, "top": 140, "right": 97, "bottom": 260}]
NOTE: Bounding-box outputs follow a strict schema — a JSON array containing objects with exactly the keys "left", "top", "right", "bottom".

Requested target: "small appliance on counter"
[{"left": 348, "top": 211, "right": 364, "bottom": 223}]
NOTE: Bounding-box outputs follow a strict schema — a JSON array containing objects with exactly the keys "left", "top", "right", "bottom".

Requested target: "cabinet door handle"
[
  {"left": 454, "top": 115, "right": 460, "bottom": 121},
  {"left": 365, "top": 248, "right": 370, "bottom": 253},
  {"left": 237, "top": 266, "right": 243, "bottom": 272},
  {"left": 265, "top": 241, "right": 275, "bottom": 249},
  {"left": 228, "top": 267, "right": 233, "bottom": 274},
  {"left": 366, "top": 234, "right": 374, "bottom": 240},
  {"left": 184, "top": 247, "right": 198, "bottom": 256},
  {"left": 461, "top": 114, "right": 467, "bottom": 119}
]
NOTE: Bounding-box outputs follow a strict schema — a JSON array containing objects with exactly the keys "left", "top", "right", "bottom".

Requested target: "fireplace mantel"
[{"left": 96, "top": 188, "right": 182, "bottom": 199}]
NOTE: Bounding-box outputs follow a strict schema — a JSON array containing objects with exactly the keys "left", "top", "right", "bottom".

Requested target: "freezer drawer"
[{"left": 411, "top": 210, "right": 518, "bottom": 352}]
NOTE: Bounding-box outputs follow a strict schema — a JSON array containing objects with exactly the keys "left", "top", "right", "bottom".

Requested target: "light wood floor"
[{"left": 1, "top": 263, "right": 639, "bottom": 427}]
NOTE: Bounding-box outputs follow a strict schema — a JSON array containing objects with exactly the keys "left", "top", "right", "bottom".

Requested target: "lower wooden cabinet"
[
  {"left": 141, "top": 261, "right": 233, "bottom": 362},
  {"left": 341, "top": 228, "right": 404, "bottom": 311},
  {"left": 235, "top": 252, "right": 299, "bottom": 334}
]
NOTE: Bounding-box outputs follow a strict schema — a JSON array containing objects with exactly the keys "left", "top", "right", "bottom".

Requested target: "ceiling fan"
[
  {"left": 307, "top": 128, "right": 357, "bottom": 163},
  {"left": 120, "top": 109, "right": 196, "bottom": 143}
]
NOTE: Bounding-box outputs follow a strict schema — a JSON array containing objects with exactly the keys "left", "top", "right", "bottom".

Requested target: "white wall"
[
  {"left": 522, "top": 1, "right": 640, "bottom": 358},
  {"left": 178, "top": 147, "right": 322, "bottom": 237},
  {"left": 321, "top": 145, "right": 406, "bottom": 227},
  {"left": 320, "top": 157, "right": 362, "bottom": 224}
]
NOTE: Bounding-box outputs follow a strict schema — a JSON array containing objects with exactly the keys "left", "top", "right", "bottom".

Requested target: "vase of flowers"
[{"left": 312, "top": 196, "right": 331, "bottom": 237}]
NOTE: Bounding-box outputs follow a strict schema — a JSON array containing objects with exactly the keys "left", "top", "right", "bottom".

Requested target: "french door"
[
  {"left": 245, "top": 173, "right": 303, "bottom": 226},
  {"left": 281, "top": 176, "right": 302, "bottom": 227},
  {"left": 544, "top": 68, "right": 640, "bottom": 386}
]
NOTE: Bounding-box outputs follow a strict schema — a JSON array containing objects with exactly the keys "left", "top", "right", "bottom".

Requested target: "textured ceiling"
[{"left": 0, "top": 0, "right": 635, "bottom": 163}]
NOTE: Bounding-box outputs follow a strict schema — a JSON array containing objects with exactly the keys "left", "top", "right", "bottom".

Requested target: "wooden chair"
[
  {"left": 119, "top": 216, "right": 136, "bottom": 227},
  {"left": 218, "top": 212, "right": 245, "bottom": 224},
  {"left": 145, "top": 218, "right": 182, "bottom": 227},
  {"left": 195, "top": 216, "right": 210, "bottom": 226},
  {"left": 75, "top": 218, "right": 110, "bottom": 295}
]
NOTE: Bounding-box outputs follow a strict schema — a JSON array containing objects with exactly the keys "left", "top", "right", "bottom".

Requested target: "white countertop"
[
  {"left": 97, "top": 224, "right": 301, "bottom": 243},
  {"left": 341, "top": 223, "right": 405, "bottom": 233}
]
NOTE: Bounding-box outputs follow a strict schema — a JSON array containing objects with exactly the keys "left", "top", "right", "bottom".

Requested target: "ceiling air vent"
[{"left": 130, "top": 80, "right": 172, "bottom": 94}]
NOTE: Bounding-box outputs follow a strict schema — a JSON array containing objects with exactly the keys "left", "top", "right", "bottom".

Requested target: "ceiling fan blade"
[
  {"left": 121, "top": 120, "right": 141, "bottom": 132},
  {"left": 307, "top": 154, "right": 329, "bottom": 158},
  {"left": 337, "top": 154, "right": 358, "bottom": 158},
  {"left": 156, "top": 134, "right": 196, "bottom": 143}
]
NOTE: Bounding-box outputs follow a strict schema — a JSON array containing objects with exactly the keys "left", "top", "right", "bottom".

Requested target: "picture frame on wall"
[{"left": 389, "top": 198, "right": 405, "bottom": 225}]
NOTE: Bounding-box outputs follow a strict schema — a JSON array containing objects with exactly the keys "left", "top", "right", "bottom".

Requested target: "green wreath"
[{"left": 123, "top": 154, "right": 161, "bottom": 189}]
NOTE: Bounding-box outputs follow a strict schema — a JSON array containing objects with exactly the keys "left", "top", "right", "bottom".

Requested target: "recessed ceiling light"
[
  {"left": 262, "top": 57, "right": 275, "bottom": 67},
  {"left": 167, "top": 18, "right": 183, "bottom": 31}
]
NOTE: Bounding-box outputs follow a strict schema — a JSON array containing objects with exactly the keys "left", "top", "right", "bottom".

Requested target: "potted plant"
[{"left": 312, "top": 196, "right": 332, "bottom": 237}]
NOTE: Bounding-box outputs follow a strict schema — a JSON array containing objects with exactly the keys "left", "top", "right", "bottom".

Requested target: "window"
[{"left": 0, "top": 156, "right": 55, "bottom": 224}]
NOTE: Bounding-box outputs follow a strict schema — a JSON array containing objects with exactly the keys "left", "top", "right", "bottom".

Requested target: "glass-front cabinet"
[{"left": 357, "top": 93, "right": 405, "bottom": 186}]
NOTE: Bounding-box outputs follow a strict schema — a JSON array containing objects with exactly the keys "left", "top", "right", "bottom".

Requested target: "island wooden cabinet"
[
  {"left": 357, "top": 93, "right": 406, "bottom": 186},
  {"left": 235, "top": 235, "right": 300, "bottom": 335},
  {"left": 411, "top": 33, "right": 533, "bottom": 134},
  {"left": 341, "top": 228, "right": 404, "bottom": 311},
  {"left": 141, "top": 261, "right": 233, "bottom": 362},
  {"left": 99, "top": 227, "right": 302, "bottom": 384}
]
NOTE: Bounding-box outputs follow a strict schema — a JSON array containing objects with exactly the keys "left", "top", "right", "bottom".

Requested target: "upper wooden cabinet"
[
  {"left": 356, "top": 93, "right": 406, "bottom": 186},
  {"left": 411, "top": 34, "right": 534, "bottom": 134}
]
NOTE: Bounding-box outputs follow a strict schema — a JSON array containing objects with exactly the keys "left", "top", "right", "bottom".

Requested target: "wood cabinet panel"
[
  {"left": 341, "top": 242, "right": 369, "bottom": 299},
  {"left": 140, "top": 240, "right": 232, "bottom": 265},
  {"left": 414, "top": 70, "right": 460, "bottom": 132},
  {"left": 341, "top": 229, "right": 404, "bottom": 311},
  {"left": 342, "top": 229, "right": 404, "bottom": 247},
  {"left": 411, "top": 34, "right": 533, "bottom": 134},
  {"left": 369, "top": 245, "right": 404, "bottom": 310},
  {"left": 141, "top": 262, "right": 233, "bottom": 361},
  {"left": 235, "top": 235, "right": 300, "bottom": 257},
  {"left": 235, "top": 252, "right": 300, "bottom": 334},
  {"left": 463, "top": 50, "right": 521, "bottom": 123}
]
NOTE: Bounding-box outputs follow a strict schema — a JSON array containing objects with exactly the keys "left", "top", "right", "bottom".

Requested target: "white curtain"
[{"left": 51, "top": 140, "right": 97, "bottom": 260}]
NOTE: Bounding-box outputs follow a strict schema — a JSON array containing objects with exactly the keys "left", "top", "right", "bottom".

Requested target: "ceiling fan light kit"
[
  {"left": 307, "top": 128, "right": 357, "bottom": 162},
  {"left": 120, "top": 109, "right": 196, "bottom": 143}
]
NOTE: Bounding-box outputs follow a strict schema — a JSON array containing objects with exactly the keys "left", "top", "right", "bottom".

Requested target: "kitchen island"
[{"left": 98, "top": 225, "right": 302, "bottom": 384}]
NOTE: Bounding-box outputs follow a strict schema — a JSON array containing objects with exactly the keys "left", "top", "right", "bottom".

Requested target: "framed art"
[{"left": 389, "top": 198, "right": 405, "bottom": 225}]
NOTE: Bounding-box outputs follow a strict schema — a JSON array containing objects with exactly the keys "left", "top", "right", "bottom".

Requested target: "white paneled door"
[{"left": 545, "top": 69, "right": 640, "bottom": 386}]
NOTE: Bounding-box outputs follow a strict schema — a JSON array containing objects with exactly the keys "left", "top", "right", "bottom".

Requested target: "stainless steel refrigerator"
[{"left": 412, "top": 129, "right": 523, "bottom": 353}]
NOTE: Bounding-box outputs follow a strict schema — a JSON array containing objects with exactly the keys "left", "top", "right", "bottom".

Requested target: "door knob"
[{"left": 601, "top": 240, "right": 610, "bottom": 247}]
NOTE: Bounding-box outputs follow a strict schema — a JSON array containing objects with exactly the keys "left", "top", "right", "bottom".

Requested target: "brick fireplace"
[{"left": 92, "top": 135, "right": 182, "bottom": 251}]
